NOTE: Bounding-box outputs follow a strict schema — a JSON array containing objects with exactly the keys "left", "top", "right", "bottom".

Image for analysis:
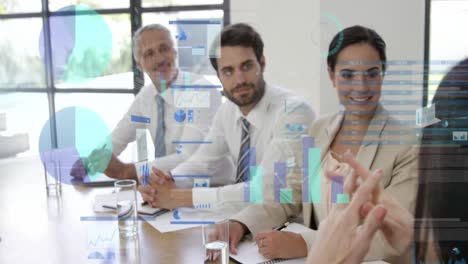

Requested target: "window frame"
[
  {"left": 423, "top": 0, "right": 431, "bottom": 107},
  {"left": 0, "top": 0, "right": 230, "bottom": 148}
]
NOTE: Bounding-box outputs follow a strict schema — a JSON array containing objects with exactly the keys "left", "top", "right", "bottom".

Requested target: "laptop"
[{"left": 82, "top": 173, "right": 116, "bottom": 187}]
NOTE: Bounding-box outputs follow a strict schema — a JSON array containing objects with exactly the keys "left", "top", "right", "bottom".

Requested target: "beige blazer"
[
  {"left": 302, "top": 106, "right": 418, "bottom": 263},
  {"left": 231, "top": 106, "right": 418, "bottom": 263}
]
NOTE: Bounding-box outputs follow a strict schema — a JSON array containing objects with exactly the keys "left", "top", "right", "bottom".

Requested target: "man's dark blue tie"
[{"left": 235, "top": 117, "right": 251, "bottom": 183}]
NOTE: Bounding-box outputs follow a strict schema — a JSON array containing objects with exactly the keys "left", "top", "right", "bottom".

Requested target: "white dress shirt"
[
  {"left": 170, "top": 84, "right": 316, "bottom": 207},
  {"left": 111, "top": 71, "right": 222, "bottom": 172}
]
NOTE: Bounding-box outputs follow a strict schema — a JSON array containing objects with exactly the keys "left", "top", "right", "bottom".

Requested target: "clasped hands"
[
  {"left": 138, "top": 167, "right": 181, "bottom": 209},
  {"left": 305, "top": 151, "right": 414, "bottom": 263}
]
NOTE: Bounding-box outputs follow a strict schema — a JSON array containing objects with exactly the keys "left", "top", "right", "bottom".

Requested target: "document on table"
[
  {"left": 231, "top": 222, "right": 389, "bottom": 264},
  {"left": 145, "top": 203, "right": 246, "bottom": 233},
  {"left": 94, "top": 192, "right": 246, "bottom": 233},
  {"left": 93, "top": 191, "right": 143, "bottom": 213},
  {"left": 231, "top": 223, "right": 307, "bottom": 264},
  {"left": 93, "top": 191, "right": 166, "bottom": 215},
  {"left": 145, "top": 207, "right": 225, "bottom": 233}
]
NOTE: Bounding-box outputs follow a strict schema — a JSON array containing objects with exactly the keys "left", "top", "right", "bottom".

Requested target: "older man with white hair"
[{"left": 70, "top": 23, "right": 225, "bottom": 182}]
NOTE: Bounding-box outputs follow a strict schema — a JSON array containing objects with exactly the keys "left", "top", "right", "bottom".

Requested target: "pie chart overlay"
[
  {"left": 321, "top": 12, "right": 343, "bottom": 58},
  {"left": 174, "top": 109, "right": 186, "bottom": 123},
  {"left": 39, "top": 5, "right": 112, "bottom": 84},
  {"left": 38, "top": 107, "right": 112, "bottom": 185}
]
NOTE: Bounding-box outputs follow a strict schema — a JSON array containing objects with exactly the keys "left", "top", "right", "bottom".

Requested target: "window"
[
  {"left": 0, "top": 0, "right": 229, "bottom": 158},
  {"left": 143, "top": 0, "right": 223, "bottom": 8},
  {"left": 0, "top": 0, "right": 41, "bottom": 14},
  {"left": 50, "top": 13, "right": 133, "bottom": 89},
  {"left": 427, "top": 0, "right": 468, "bottom": 104},
  {"left": 48, "top": 0, "right": 129, "bottom": 12},
  {"left": 0, "top": 93, "right": 50, "bottom": 156},
  {"left": 0, "top": 18, "right": 46, "bottom": 89}
]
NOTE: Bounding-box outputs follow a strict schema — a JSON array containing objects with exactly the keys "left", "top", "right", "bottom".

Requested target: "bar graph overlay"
[
  {"left": 330, "top": 176, "right": 344, "bottom": 203},
  {"left": 280, "top": 188, "right": 293, "bottom": 204},
  {"left": 308, "top": 148, "right": 321, "bottom": 203},
  {"left": 274, "top": 162, "right": 286, "bottom": 202},
  {"left": 249, "top": 166, "right": 263, "bottom": 203},
  {"left": 302, "top": 136, "right": 321, "bottom": 203},
  {"left": 243, "top": 148, "right": 257, "bottom": 202},
  {"left": 337, "top": 194, "right": 350, "bottom": 204},
  {"left": 274, "top": 162, "right": 292, "bottom": 203},
  {"left": 302, "top": 136, "right": 313, "bottom": 202}
]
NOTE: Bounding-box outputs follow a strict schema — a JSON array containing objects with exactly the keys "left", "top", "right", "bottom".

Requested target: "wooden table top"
[{"left": 0, "top": 156, "right": 235, "bottom": 264}]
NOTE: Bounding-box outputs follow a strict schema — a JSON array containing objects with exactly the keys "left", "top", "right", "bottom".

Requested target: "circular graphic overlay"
[
  {"left": 320, "top": 12, "right": 344, "bottom": 58},
  {"left": 39, "top": 106, "right": 112, "bottom": 185},
  {"left": 39, "top": 5, "right": 112, "bottom": 84},
  {"left": 174, "top": 109, "right": 186, "bottom": 123}
]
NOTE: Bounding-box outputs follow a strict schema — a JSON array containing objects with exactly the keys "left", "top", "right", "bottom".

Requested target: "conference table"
[
  {"left": 0, "top": 156, "right": 235, "bottom": 264},
  {"left": 0, "top": 156, "right": 392, "bottom": 264}
]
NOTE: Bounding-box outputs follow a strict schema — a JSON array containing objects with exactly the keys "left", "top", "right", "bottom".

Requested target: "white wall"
[
  {"left": 230, "top": 0, "right": 320, "bottom": 112},
  {"left": 320, "top": 0, "right": 426, "bottom": 116},
  {"left": 231, "top": 0, "right": 426, "bottom": 117}
]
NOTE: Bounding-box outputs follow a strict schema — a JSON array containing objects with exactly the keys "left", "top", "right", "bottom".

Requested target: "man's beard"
[{"left": 224, "top": 79, "right": 266, "bottom": 107}]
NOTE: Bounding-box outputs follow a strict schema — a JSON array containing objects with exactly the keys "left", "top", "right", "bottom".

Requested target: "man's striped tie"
[
  {"left": 235, "top": 117, "right": 251, "bottom": 183},
  {"left": 154, "top": 94, "right": 166, "bottom": 158}
]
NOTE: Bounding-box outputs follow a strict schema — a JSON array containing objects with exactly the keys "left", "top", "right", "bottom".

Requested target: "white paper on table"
[
  {"left": 145, "top": 203, "right": 246, "bottom": 233},
  {"left": 231, "top": 222, "right": 389, "bottom": 264},
  {"left": 232, "top": 239, "right": 271, "bottom": 264},
  {"left": 234, "top": 240, "right": 305, "bottom": 263},
  {"left": 144, "top": 208, "right": 223, "bottom": 233},
  {"left": 231, "top": 223, "right": 307, "bottom": 264},
  {"left": 93, "top": 190, "right": 144, "bottom": 213}
]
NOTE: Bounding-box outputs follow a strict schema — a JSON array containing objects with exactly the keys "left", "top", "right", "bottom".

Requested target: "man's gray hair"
[{"left": 132, "top": 24, "right": 174, "bottom": 62}]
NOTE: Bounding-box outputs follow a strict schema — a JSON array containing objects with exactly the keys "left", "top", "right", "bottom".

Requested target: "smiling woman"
[
  {"left": 325, "top": 25, "right": 389, "bottom": 157},
  {"left": 250, "top": 25, "right": 418, "bottom": 263},
  {"left": 327, "top": 25, "right": 386, "bottom": 118},
  {"left": 302, "top": 26, "right": 417, "bottom": 263}
]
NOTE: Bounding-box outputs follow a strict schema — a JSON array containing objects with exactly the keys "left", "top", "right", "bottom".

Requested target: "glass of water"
[
  {"left": 42, "top": 149, "right": 62, "bottom": 196},
  {"left": 114, "top": 180, "right": 138, "bottom": 238},
  {"left": 202, "top": 219, "right": 229, "bottom": 264}
]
